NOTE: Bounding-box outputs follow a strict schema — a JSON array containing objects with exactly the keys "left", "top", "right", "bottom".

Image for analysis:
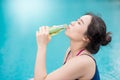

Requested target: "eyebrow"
[{"left": 80, "top": 19, "right": 84, "bottom": 24}]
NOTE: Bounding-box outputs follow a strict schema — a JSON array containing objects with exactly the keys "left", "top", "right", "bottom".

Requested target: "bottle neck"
[{"left": 57, "top": 24, "right": 67, "bottom": 29}]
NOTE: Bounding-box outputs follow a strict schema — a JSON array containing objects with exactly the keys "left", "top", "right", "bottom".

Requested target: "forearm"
[{"left": 34, "top": 46, "right": 47, "bottom": 80}]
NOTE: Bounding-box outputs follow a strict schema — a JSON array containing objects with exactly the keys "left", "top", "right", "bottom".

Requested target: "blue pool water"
[{"left": 0, "top": 0, "right": 120, "bottom": 80}]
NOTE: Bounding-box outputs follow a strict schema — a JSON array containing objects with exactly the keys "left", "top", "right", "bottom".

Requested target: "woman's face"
[{"left": 65, "top": 15, "right": 92, "bottom": 42}]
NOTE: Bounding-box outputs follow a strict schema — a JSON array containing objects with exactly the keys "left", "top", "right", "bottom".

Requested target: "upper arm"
[{"left": 45, "top": 56, "right": 91, "bottom": 80}]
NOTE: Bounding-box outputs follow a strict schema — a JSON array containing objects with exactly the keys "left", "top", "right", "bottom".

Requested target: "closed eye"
[
  {"left": 78, "top": 21, "right": 81, "bottom": 25},
  {"left": 80, "top": 19, "right": 84, "bottom": 24},
  {"left": 77, "top": 19, "right": 84, "bottom": 25}
]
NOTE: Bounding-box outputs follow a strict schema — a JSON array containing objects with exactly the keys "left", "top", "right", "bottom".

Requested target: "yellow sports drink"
[{"left": 49, "top": 24, "right": 67, "bottom": 36}]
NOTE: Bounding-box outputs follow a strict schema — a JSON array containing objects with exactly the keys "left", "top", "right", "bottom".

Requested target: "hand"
[{"left": 36, "top": 26, "right": 51, "bottom": 47}]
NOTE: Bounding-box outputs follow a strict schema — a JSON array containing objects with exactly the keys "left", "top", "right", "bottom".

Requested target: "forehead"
[{"left": 79, "top": 15, "right": 92, "bottom": 26}]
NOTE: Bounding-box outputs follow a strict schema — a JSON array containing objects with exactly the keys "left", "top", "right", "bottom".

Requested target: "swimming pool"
[{"left": 0, "top": 0, "right": 120, "bottom": 80}]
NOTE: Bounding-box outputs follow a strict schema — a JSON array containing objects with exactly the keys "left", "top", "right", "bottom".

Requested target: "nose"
[{"left": 71, "top": 21, "right": 76, "bottom": 26}]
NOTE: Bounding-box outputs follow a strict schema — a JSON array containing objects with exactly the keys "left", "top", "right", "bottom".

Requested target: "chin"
[{"left": 65, "top": 31, "right": 72, "bottom": 39}]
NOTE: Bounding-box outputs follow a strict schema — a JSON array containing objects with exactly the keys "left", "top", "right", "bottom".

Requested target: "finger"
[
  {"left": 45, "top": 26, "right": 49, "bottom": 34},
  {"left": 43, "top": 26, "right": 46, "bottom": 33},
  {"left": 41, "top": 26, "right": 45, "bottom": 33},
  {"left": 43, "top": 26, "right": 48, "bottom": 34},
  {"left": 43, "top": 26, "right": 47, "bottom": 35}
]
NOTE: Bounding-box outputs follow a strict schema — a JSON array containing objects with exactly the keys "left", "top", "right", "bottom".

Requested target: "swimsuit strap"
[
  {"left": 64, "top": 50, "right": 71, "bottom": 64},
  {"left": 76, "top": 49, "right": 85, "bottom": 56}
]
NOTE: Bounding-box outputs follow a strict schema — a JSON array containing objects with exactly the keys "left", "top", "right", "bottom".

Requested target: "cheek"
[{"left": 78, "top": 27, "right": 87, "bottom": 36}]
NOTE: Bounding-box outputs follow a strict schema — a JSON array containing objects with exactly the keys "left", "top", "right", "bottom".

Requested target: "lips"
[{"left": 66, "top": 26, "right": 70, "bottom": 30}]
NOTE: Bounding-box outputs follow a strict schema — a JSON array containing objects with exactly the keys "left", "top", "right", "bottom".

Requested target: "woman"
[{"left": 34, "top": 13, "right": 111, "bottom": 80}]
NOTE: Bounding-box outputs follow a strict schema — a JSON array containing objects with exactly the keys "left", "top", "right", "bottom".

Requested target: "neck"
[{"left": 70, "top": 40, "right": 86, "bottom": 57}]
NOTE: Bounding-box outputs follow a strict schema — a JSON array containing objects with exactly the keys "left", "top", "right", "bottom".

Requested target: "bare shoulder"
[
  {"left": 76, "top": 54, "right": 95, "bottom": 65},
  {"left": 69, "top": 54, "right": 96, "bottom": 79},
  {"left": 67, "top": 54, "right": 95, "bottom": 67}
]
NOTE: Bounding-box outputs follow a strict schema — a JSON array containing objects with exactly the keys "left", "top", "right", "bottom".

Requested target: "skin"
[{"left": 34, "top": 15, "right": 96, "bottom": 80}]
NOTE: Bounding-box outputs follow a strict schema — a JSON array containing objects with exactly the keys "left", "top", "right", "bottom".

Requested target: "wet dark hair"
[{"left": 85, "top": 13, "right": 112, "bottom": 54}]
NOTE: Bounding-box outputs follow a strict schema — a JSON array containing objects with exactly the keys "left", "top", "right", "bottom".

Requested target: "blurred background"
[{"left": 0, "top": 0, "right": 120, "bottom": 80}]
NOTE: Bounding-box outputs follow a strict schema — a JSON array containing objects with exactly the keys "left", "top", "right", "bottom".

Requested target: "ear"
[{"left": 82, "top": 35, "right": 90, "bottom": 42}]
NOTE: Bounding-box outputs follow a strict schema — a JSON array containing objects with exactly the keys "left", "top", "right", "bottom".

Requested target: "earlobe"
[{"left": 83, "top": 36, "right": 90, "bottom": 42}]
